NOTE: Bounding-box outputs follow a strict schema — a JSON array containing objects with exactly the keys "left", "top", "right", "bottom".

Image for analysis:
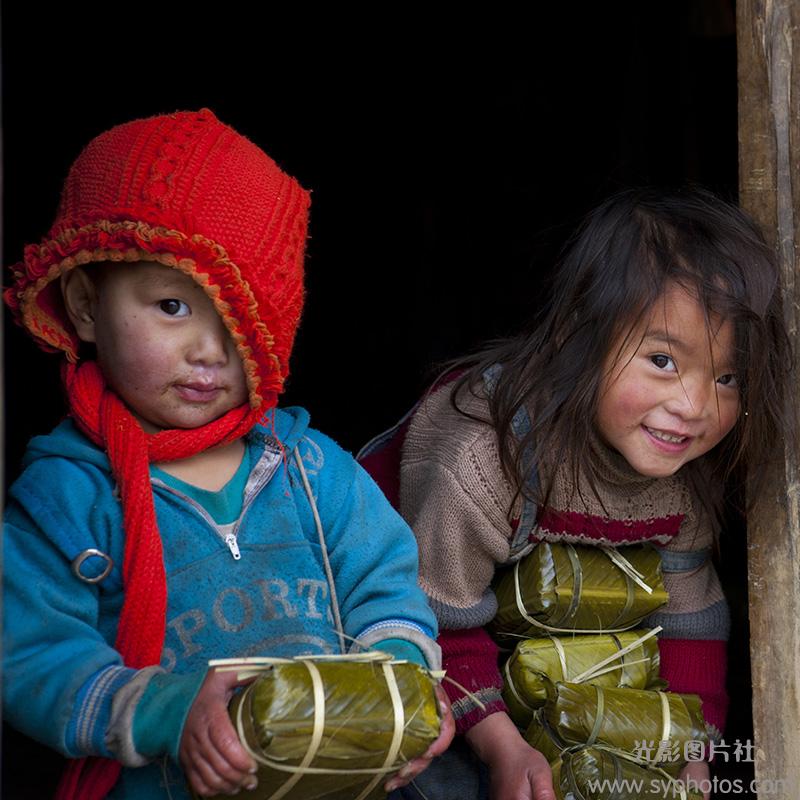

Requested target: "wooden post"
[{"left": 738, "top": 1, "right": 800, "bottom": 797}]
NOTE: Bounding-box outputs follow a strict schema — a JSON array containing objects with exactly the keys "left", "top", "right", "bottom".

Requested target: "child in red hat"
[{"left": 3, "top": 109, "right": 452, "bottom": 799}]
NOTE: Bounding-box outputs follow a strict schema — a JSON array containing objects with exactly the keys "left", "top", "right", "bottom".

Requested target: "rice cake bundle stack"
[
  {"left": 551, "top": 746, "right": 704, "bottom": 800},
  {"left": 502, "top": 630, "right": 665, "bottom": 728},
  {"left": 205, "top": 653, "right": 441, "bottom": 800},
  {"left": 489, "top": 541, "right": 714, "bottom": 791},
  {"left": 524, "top": 683, "right": 708, "bottom": 777},
  {"left": 491, "top": 542, "right": 668, "bottom": 640}
]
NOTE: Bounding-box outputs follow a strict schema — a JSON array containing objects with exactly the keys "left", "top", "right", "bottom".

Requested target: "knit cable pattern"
[{"left": 5, "top": 109, "right": 310, "bottom": 411}]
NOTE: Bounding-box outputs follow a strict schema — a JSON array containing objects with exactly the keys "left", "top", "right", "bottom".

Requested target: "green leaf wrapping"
[
  {"left": 490, "top": 543, "right": 668, "bottom": 639},
  {"left": 206, "top": 660, "right": 440, "bottom": 800},
  {"left": 503, "top": 630, "right": 665, "bottom": 727},
  {"left": 551, "top": 747, "right": 704, "bottom": 800},
  {"left": 527, "top": 683, "right": 707, "bottom": 776},
  {"left": 524, "top": 710, "right": 570, "bottom": 765}
]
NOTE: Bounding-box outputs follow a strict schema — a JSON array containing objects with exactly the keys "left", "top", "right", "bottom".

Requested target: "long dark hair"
[{"left": 450, "top": 187, "right": 791, "bottom": 519}]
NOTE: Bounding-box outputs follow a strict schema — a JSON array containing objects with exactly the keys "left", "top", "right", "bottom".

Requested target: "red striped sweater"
[{"left": 396, "top": 382, "right": 729, "bottom": 738}]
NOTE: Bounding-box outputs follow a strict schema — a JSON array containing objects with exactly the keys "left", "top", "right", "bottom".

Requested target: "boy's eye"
[
  {"left": 717, "top": 373, "right": 738, "bottom": 388},
  {"left": 650, "top": 353, "right": 676, "bottom": 371},
  {"left": 158, "top": 299, "right": 190, "bottom": 317}
]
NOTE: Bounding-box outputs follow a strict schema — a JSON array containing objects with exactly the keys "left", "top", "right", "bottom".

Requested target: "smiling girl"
[{"left": 386, "top": 187, "right": 790, "bottom": 799}]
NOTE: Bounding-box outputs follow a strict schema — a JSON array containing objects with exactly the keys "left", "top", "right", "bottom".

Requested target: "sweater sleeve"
[
  {"left": 3, "top": 458, "right": 205, "bottom": 768},
  {"left": 289, "top": 431, "right": 442, "bottom": 670},
  {"left": 399, "top": 386, "right": 518, "bottom": 730},
  {"left": 646, "top": 499, "right": 730, "bottom": 736},
  {"left": 400, "top": 385, "right": 517, "bottom": 624},
  {"left": 647, "top": 557, "right": 730, "bottom": 735},
  {"left": 439, "top": 628, "right": 509, "bottom": 734},
  {"left": 658, "top": 639, "right": 727, "bottom": 737}
]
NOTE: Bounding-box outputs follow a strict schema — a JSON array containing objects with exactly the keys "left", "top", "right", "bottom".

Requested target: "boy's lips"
[{"left": 174, "top": 382, "right": 224, "bottom": 402}]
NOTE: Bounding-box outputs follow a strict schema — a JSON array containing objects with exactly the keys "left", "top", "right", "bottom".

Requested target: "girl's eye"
[
  {"left": 158, "top": 299, "right": 190, "bottom": 317},
  {"left": 650, "top": 353, "right": 676, "bottom": 371},
  {"left": 717, "top": 373, "right": 738, "bottom": 388}
]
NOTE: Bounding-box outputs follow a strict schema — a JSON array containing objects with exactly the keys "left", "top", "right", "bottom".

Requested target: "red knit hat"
[
  {"left": 5, "top": 108, "right": 310, "bottom": 411},
  {"left": 4, "top": 110, "right": 310, "bottom": 800}
]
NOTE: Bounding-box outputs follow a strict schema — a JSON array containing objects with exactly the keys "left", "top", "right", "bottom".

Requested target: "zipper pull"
[{"left": 225, "top": 534, "right": 242, "bottom": 560}]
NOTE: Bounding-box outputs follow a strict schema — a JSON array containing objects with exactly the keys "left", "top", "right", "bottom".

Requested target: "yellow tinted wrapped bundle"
[
  {"left": 491, "top": 542, "right": 668, "bottom": 639},
  {"left": 551, "top": 746, "right": 704, "bottom": 800},
  {"left": 523, "top": 710, "right": 567, "bottom": 764},
  {"left": 207, "top": 654, "right": 440, "bottom": 800},
  {"left": 503, "top": 629, "right": 665, "bottom": 727},
  {"left": 532, "top": 683, "right": 707, "bottom": 776}
]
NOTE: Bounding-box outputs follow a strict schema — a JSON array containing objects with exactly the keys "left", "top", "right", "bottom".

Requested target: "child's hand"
[
  {"left": 679, "top": 759, "right": 710, "bottom": 800},
  {"left": 179, "top": 668, "right": 258, "bottom": 797},
  {"left": 465, "top": 712, "right": 556, "bottom": 800},
  {"left": 384, "top": 684, "right": 455, "bottom": 792}
]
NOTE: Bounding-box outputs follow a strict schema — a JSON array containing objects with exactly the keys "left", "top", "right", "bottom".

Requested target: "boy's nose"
[{"left": 186, "top": 322, "right": 230, "bottom": 367}]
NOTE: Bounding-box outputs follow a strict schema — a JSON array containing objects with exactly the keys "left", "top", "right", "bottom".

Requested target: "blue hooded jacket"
[{"left": 3, "top": 406, "right": 439, "bottom": 799}]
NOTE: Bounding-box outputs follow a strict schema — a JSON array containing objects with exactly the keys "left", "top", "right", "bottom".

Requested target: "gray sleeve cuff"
[
  {"left": 427, "top": 590, "right": 498, "bottom": 630},
  {"left": 106, "top": 666, "right": 165, "bottom": 767},
  {"left": 353, "top": 623, "right": 442, "bottom": 671},
  {"left": 108, "top": 668, "right": 206, "bottom": 766}
]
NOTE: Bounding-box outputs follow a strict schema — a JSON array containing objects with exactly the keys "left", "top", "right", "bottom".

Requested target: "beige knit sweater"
[{"left": 399, "top": 380, "right": 728, "bottom": 641}]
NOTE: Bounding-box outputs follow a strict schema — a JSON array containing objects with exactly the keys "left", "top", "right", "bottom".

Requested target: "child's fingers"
[
  {"left": 384, "top": 757, "right": 421, "bottom": 792},
  {"left": 208, "top": 715, "right": 258, "bottom": 774},
  {"left": 384, "top": 684, "right": 455, "bottom": 791},
  {"left": 186, "top": 772, "right": 216, "bottom": 798},
  {"left": 190, "top": 717, "right": 256, "bottom": 792},
  {"left": 517, "top": 748, "right": 557, "bottom": 800},
  {"left": 529, "top": 769, "right": 557, "bottom": 800},
  {"left": 180, "top": 669, "right": 258, "bottom": 795},
  {"left": 184, "top": 743, "right": 238, "bottom": 796},
  {"left": 426, "top": 685, "right": 455, "bottom": 758},
  {"left": 185, "top": 735, "right": 257, "bottom": 797},
  {"left": 200, "top": 739, "right": 252, "bottom": 788},
  {"left": 186, "top": 762, "right": 234, "bottom": 798}
]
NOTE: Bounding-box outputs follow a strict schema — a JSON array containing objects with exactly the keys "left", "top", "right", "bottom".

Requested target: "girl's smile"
[
  {"left": 644, "top": 427, "right": 691, "bottom": 446},
  {"left": 596, "top": 282, "right": 739, "bottom": 478}
]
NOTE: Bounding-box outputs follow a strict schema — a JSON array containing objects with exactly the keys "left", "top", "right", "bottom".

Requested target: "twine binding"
[
  {"left": 586, "top": 686, "right": 605, "bottom": 745},
  {"left": 570, "top": 627, "right": 662, "bottom": 684},
  {"left": 659, "top": 690, "right": 672, "bottom": 749},
  {"left": 561, "top": 744, "right": 688, "bottom": 800},
  {"left": 293, "top": 449, "right": 346, "bottom": 654},
  {"left": 503, "top": 658, "right": 534, "bottom": 714},
  {"left": 557, "top": 683, "right": 675, "bottom": 770},
  {"left": 211, "top": 651, "right": 455, "bottom": 799},
  {"left": 504, "top": 628, "right": 662, "bottom": 721},
  {"left": 511, "top": 546, "right": 657, "bottom": 634},
  {"left": 561, "top": 744, "right": 689, "bottom": 800}
]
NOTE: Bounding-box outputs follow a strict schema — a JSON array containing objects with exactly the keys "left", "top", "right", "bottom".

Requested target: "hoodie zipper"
[
  {"left": 229, "top": 436, "right": 283, "bottom": 550},
  {"left": 223, "top": 533, "right": 242, "bottom": 559},
  {"left": 150, "top": 436, "right": 284, "bottom": 561}
]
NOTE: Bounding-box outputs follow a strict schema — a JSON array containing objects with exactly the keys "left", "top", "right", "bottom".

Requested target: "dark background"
[{"left": 3, "top": 2, "right": 756, "bottom": 797}]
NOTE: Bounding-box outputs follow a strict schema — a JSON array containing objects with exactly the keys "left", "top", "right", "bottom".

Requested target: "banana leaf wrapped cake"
[
  {"left": 205, "top": 653, "right": 441, "bottom": 800},
  {"left": 503, "top": 629, "right": 665, "bottom": 727},
  {"left": 525, "top": 682, "right": 708, "bottom": 776},
  {"left": 490, "top": 542, "right": 668, "bottom": 639},
  {"left": 551, "top": 746, "right": 704, "bottom": 800}
]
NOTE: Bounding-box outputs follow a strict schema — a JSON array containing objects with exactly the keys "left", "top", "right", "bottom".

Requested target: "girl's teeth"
[{"left": 648, "top": 427, "right": 686, "bottom": 443}]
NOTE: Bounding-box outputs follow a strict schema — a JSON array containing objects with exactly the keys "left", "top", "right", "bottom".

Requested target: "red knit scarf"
[{"left": 56, "top": 361, "right": 263, "bottom": 800}]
